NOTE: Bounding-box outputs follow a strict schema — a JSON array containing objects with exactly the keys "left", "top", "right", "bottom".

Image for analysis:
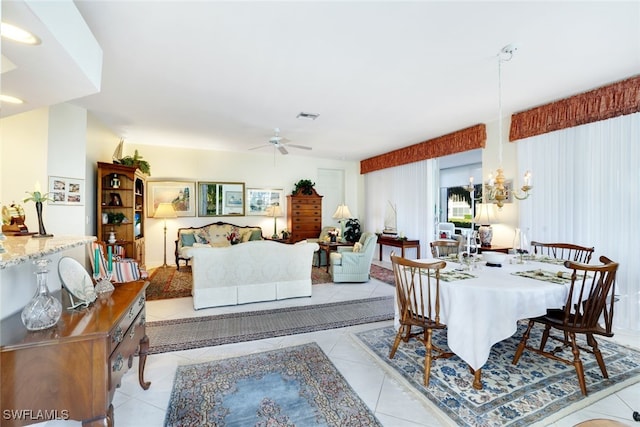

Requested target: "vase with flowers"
[{"left": 328, "top": 228, "right": 339, "bottom": 243}]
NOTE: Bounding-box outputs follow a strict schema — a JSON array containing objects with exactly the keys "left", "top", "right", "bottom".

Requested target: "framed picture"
[
  {"left": 198, "top": 182, "right": 245, "bottom": 216},
  {"left": 48, "top": 176, "right": 84, "bottom": 205},
  {"left": 147, "top": 180, "right": 196, "bottom": 217},
  {"left": 246, "top": 188, "right": 284, "bottom": 216}
]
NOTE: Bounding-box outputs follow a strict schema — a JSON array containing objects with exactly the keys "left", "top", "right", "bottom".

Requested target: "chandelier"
[{"left": 484, "top": 44, "right": 532, "bottom": 209}]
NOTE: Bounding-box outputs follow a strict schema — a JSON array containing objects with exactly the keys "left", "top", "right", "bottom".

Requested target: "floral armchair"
[{"left": 329, "top": 232, "right": 378, "bottom": 283}]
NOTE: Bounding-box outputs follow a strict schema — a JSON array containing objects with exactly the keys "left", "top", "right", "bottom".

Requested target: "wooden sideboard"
[
  {"left": 1, "top": 281, "right": 150, "bottom": 426},
  {"left": 286, "top": 187, "right": 323, "bottom": 243}
]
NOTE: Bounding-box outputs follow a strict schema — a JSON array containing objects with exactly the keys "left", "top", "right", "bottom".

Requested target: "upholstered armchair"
[
  {"left": 329, "top": 232, "right": 378, "bottom": 283},
  {"left": 88, "top": 241, "right": 148, "bottom": 284}
]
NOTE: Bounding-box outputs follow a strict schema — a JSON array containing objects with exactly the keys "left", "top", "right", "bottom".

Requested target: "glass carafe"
[
  {"left": 21, "top": 259, "right": 62, "bottom": 331},
  {"left": 513, "top": 228, "right": 529, "bottom": 264}
]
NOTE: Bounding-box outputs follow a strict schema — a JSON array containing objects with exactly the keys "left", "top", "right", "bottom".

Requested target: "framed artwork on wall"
[
  {"left": 48, "top": 176, "right": 84, "bottom": 205},
  {"left": 246, "top": 188, "right": 284, "bottom": 216},
  {"left": 147, "top": 180, "right": 196, "bottom": 217},
  {"left": 197, "top": 182, "right": 245, "bottom": 216}
]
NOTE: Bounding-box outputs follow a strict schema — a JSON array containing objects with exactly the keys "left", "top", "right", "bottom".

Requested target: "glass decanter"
[
  {"left": 513, "top": 228, "right": 529, "bottom": 264},
  {"left": 21, "top": 259, "right": 62, "bottom": 331}
]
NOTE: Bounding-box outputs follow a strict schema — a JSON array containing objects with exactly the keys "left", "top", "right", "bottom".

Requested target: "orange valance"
[
  {"left": 360, "top": 124, "right": 486, "bottom": 174},
  {"left": 510, "top": 75, "right": 640, "bottom": 141}
]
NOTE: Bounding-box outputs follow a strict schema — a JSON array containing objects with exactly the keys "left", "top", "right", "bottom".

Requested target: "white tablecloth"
[{"left": 394, "top": 258, "right": 569, "bottom": 371}]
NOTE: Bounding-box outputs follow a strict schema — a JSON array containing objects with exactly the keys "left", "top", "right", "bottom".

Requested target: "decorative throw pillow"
[
  {"left": 211, "top": 241, "right": 231, "bottom": 248},
  {"left": 249, "top": 230, "right": 263, "bottom": 241},
  {"left": 226, "top": 226, "right": 240, "bottom": 245},
  {"left": 181, "top": 233, "right": 196, "bottom": 247},
  {"left": 195, "top": 229, "right": 210, "bottom": 244},
  {"left": 353, "top": 242, "right": 363, "bottom": 252}
]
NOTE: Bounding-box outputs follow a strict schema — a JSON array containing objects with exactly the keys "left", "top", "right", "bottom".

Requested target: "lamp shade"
[
  {"left": 332, "top": 204, "right": 352, "bottom": 220},
  {"left": 473, "top": 203, "right": 498, "bottom": 225},
  {"left": 154, "top": 202, "right": 177, "bottom": 219},
  {"left": 266, "top": 205, "right": 283, "bottom": 217}
]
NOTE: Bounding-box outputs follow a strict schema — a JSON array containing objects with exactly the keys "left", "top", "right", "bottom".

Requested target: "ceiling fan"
[{"left": 249, "top": 128, "right": 312, "bottom": 155}]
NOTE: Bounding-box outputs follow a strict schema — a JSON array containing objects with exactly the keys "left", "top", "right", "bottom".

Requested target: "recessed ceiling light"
[
  {"left": 296, "top": 112, "right": 319, "bottom": 120},
  {"left": 1, "top": 22, "right": 41, "bottom": 45},
  {"left": 0, "top": 94, "right": 24, "bottom": 104}
]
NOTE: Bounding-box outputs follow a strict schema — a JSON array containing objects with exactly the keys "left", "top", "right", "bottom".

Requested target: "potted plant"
[
  {"left": 108, "top": 212, "right": 126, "bottom": 225},
  {"left": 292, "top": 179, "right": 315, "bottom": 195},
  {"left": 343, "top": 218, "right": 362, "bottom": 243},
  {"left": 117, "top": 149, "right": 151, "bottom": 175}
]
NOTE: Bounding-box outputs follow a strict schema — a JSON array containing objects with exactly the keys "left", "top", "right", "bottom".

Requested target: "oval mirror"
[{"left": 58, "top": 257, "right": 97, "bottom": 308}]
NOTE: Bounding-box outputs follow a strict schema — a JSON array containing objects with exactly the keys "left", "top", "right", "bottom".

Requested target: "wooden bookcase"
[
  {"left": 286, "top": 187, "right": 323, "bottom": 243},
  {"left": 96, "top": 162, "right": 146, "bottom": 266}
]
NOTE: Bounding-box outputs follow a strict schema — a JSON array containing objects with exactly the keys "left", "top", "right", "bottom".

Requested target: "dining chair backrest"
[
  {"left": 530, "top": 241, "right": 594, "bottom": 263},
  {"left": 391, "top": 253, "right": 446, "bottom": 327},
  {"left": 430, "top": 240, "right": 460, "bottom": 258},
  {"left": 562, "top": 255, "right": 618, "bottom": 336}
]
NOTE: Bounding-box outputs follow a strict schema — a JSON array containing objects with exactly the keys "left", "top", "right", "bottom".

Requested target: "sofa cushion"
[
  {"left": 249, "top": 229, "right": 263, "bottom": 241},
  {"left": 181, "top": 233, "right": 196, "bottom": 247},
  {"left": 195, "top": 229, "right": 210, "bottom": 244}
]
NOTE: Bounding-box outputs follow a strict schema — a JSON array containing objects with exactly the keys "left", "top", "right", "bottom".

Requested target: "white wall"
[{"left": 115, "top": 142, "right": 361, "bottom": 268}]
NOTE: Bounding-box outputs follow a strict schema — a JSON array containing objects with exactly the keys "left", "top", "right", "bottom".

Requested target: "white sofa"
[{"left": 187, "top": 239, "right": 319, "bottom": 309}]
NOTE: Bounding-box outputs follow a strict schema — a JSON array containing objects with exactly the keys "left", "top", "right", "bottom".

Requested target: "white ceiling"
[{"left": 2, "top": 1, "right": 639, "bottom": 162}]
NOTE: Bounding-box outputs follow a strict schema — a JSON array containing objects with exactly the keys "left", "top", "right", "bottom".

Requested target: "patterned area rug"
[
  {"left": 353, "top": 324, "right": 640, "bottom": 427},
  {"left": 146, "top": 266, "right": 193, "bottom": 301},
  {"left": 147, "top": 296, "right": 394, "bottom": 354},
  {"left": 165, "top": 343, "right": 382, "bottom": 426},
  {"left": 146, "top": 264, "right": 394, "bottom": 301}
]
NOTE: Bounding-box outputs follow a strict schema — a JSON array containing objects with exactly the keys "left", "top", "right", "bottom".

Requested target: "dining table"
[{"left": 393, "top": 254, "right": 573, "bottom": 390}]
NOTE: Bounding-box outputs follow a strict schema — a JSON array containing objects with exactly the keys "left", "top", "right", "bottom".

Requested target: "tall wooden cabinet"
[
  {"left": 286, "top": 187, "right": 323, "bottom": 243},
  {"left": 96, "top": 162, "right": 146, "bottom": 266}
]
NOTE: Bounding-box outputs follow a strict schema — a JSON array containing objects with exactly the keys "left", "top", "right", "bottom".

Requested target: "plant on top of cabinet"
[{"left": 292, "top": 179, "right": 315, "bottom": 195}]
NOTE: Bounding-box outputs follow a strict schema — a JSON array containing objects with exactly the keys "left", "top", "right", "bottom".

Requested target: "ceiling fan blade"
[
  {"left": 249, "top": 144, "right": 269, "bottom": 151},
  {"left": 287, "top": 144, "right": 312, "bottom": 151},
  {"left": 278, "top": 145, "right": 288, "bottom": 155}
]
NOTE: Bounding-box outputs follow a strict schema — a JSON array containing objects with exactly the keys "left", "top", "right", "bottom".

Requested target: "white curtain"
[
  {"left": 364, "top": 159, "right": 438, "bottom": 261},
  {"left": 518, "top": 112, "right": 640, "bottom": 332}
]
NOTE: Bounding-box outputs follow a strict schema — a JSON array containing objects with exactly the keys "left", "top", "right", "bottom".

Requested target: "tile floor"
[{"left": 40, "top": 266, "right": 639, "bottom": 427}]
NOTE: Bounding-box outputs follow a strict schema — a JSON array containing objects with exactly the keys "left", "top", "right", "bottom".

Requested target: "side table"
[{"left": 377, "top": 235, "right": 420, "bottom": 261}]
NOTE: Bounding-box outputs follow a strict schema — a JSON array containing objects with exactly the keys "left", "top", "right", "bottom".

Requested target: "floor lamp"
[{"left": 154, "top": 202, "right": 177, "bottom": 268}]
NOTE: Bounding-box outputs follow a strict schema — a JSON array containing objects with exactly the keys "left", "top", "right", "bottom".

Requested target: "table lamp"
[
  {"left": 266, "top": 204, "right": 283, "bottom": 239},
  {"left": 473, "top": 203, "right": 498, "bottom": 247},
  {"left": 332, "top": 204, "right": 352, "bottom": 242},
  {"left": 154, "top": 202, "right": 177, "bottom": 268}
]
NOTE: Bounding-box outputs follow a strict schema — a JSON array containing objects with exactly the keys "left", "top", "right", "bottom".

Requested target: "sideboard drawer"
[
  {"left": 109, "top": 307, "right": 145, "bottom": 392},
  {"left": 110, "top": 294, "right": 145, "bottom": 355}
]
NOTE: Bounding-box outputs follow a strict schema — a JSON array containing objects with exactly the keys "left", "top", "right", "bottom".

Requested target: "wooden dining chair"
[
  {"left": 389, "top": 252, "right": 453, "bottom": 386},
  {"left": 430, "top": 240, "right": 460, "bottom": 258},
  {"left": 530, "top": 241, "right": 594, "bottom": 263},
  {"left": 512, "top": 256, "right": 619, "bottom": 395}
]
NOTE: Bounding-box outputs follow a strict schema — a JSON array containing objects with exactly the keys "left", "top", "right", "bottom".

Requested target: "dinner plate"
[{"left": 58, "top": 257, "right": 97, "bottom": 307}]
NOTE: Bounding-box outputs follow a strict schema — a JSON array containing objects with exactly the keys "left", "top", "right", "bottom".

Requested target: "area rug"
[
  {"left": 353, "top": 324, "right": 640, "bottom": 427},
  {"left": 146, "top": 266, "right": 193, "bottom": 301},
  {"left": 165, "top": 342, "right": 381, "bottom": 426},
  {"left": 370, "top": 264, "right": 394, "bottom": 285},
  {"left": 146, "top": 266, "right": 337, "bottom": 301},
  {"left": 147, "top": 296, "right": 394, "bottom": 354}
]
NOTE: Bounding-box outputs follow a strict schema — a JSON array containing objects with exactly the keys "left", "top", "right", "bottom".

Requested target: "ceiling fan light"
[{"left": 296, "top": 112, "right": 319, "bottom": 120}]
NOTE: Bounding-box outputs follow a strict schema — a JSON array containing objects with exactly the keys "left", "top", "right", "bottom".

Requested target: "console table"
[
  {"left": 477, "top": 245, "right": 511, "bottom": 254},
  {"left": 378, "top": 235, "right": 420, "bottom": 260},
  {"left": 1, "top": 281, "right": 150, "bottom": 426}
]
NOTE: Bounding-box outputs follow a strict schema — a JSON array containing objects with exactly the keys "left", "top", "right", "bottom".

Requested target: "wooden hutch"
[
  {"left": 96, "top": 162, "right": 146, "bottom": 265},
  {"left": 286, "top": 187, "right": 323, "bottom": 243}
]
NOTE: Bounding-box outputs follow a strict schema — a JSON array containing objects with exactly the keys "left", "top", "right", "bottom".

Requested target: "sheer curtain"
[
  {"left": 518, "top": 112, "right": 640, "bottom": 332},
  {"left": 364, "top": 159, "right": 438, "bottom": 262}
]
